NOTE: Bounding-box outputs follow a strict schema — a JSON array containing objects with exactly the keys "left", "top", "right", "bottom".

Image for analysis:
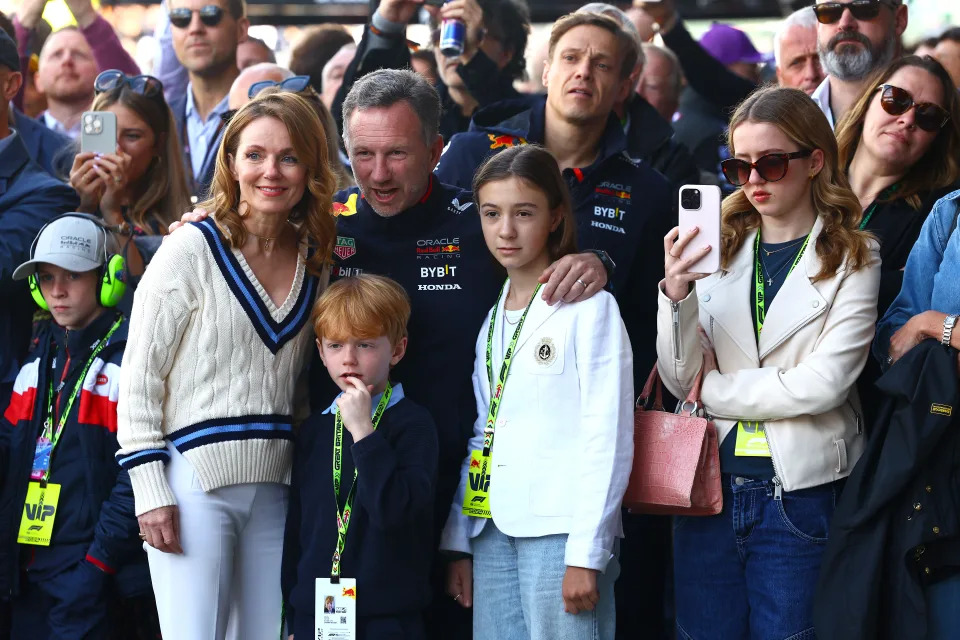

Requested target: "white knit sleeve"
[{"left": 117, "top": 228, "right": 202, "bottom": 515}]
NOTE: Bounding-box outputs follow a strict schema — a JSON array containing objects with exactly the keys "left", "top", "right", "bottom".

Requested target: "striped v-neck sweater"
[{"left": 116, "top": 220, "right": 323, "bottom": 516}]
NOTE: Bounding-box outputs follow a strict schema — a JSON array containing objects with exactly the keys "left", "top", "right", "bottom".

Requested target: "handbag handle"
[
  {"left": 637, "top": 363, "right": 664, "bottom": 411},
  {"left": 676, "top": 369, "right": 705, "bottom": 417}
]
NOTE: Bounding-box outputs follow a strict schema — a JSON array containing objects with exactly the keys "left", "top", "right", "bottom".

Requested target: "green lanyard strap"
[
  {"left": 754, "top": 232, "right": 810, "bottom": 339},
  {"left": 40, "top": 316, "right": 123, "bottom": 484},
  {"left": 330, "top": 382, "right": 393, "bottom": 581},
  {"left": 483, "top": 282, "right": 540, "bottom": 457},
  {"left": 858, "top": 182, "right": 901, "bottom": 231}
]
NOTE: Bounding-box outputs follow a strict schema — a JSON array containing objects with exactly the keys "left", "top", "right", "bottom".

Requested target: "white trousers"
[{"left": 146, "top": 445, "right": 288, "bottom": 640}]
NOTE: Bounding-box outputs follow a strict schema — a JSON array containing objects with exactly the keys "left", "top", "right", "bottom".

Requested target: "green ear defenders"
[{"left": 27, "top": 213, "right": 127, "bottom": 310}]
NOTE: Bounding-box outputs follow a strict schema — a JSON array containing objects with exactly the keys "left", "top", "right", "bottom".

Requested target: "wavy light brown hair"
[
  {"left": 201, "top": 90, "right": 337, "bottom": 276},
  {"left": 472, "top": 144, "right": 578, "bottom": 261},
  {"left": 835, "top": 55, "right": 960, "bottom": 210},
  {"left": 91, "top": 87, "right": 191, "bottom": 233},
  {"left": 721, "top": 86, "right": 872, "bottom": 282}
]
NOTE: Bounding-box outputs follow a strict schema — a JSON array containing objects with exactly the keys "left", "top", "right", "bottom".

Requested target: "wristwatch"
[
  {"left": 942, "top": 314, "right": 958, "bottom": 347},
  {"left": 587, "top": 249, "right": 617, "bottom": 281}
]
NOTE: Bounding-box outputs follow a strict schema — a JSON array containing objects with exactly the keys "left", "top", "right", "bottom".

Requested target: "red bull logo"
[
  {"left": 488, "top": 133, "right": 527, "bottom": 149},
  {"left": 595, "top": 187, "right": 631, "bottom": 201},
  {"left": 332, "top": 193, "right": 359, "bottom": 216},
  {"left": 342, "top": 587, "right": 357, "bottom": 598},
  {"left": 470, "top": 458, "right": 481, "bottom": 469}
]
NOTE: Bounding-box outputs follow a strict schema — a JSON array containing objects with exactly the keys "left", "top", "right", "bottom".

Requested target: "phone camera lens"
[{"left": 681, "top": 188, "right": 701, "bottom": 210}]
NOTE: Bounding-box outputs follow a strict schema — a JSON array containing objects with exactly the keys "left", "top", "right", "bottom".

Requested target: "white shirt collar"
[{"left": 810, "top": 77, "right": 835, "bottom": 130}]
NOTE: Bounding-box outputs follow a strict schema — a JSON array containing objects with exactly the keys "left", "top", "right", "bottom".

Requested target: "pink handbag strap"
[{"left": 637, "top": 363, "right": 705, "bottom": 417}]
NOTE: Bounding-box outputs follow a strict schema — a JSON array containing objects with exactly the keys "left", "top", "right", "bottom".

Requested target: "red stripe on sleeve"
[
  {"left": 77, "top": 389, "right": 118, "bottom": 433},
  {"left": 85, "top": 554, "right": 116, "bottom": 574},
  {"left": 3, "top": 387, "right": 37, "bottom": 424}
]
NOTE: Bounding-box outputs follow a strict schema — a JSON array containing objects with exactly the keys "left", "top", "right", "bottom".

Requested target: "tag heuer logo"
[{"left": 334, "top": 236, "right": 356, "bottom": 260}]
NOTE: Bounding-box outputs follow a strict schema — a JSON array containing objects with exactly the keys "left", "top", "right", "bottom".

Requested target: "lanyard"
[
  {"left": 754, "top": 232, "right": 810, "bottom": 339},
  {"left": 39, "top": 316, "right": 123, "bottom": 484},
  {"left": 330, "top": 382, "right": 393, "bottom": 581},
  {"left": 482, "top": 282, "right": 540, "bottom": 457},
  {"left": 858, "top": 182, "right": 901, "bottom": 230}
]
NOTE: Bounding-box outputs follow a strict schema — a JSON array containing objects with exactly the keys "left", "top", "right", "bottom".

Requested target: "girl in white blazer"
[
  {"left": 658, "top": 87, "right": 880, "bottom": 640},
  {"left": 440, "top": 146, "right": 633, "bottom": 640}
]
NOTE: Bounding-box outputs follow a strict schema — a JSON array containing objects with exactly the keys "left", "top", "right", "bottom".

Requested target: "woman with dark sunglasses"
[
  {"left": 68, "top": 70, "right": 191, "bottom": 288},
  {"left": 658, "top": 85, "right": 879, "bottom": 640},
  {"left": 834, "top": 55, "right": 960, "bottom": 426}
]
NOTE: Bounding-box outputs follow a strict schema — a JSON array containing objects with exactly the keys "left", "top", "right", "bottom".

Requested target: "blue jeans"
[
  {"left": 926, "top": 573, "right": 960, "bottom": 639},
  {"left": 472, "top": 523, "right": 619, "bottom": 640},
  {"left": 674, "top": 475, "right": 840, "bottom": 640}
]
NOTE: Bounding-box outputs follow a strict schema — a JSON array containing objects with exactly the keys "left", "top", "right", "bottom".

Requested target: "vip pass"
[
  {"left": 20, "top": 316, "right": 123, "bottom": 547},
  {"left": 330, "top": 382, "right": 392, "bottom": 580},
  {"left": 463, "top": 282, "right": 541, "bottom": 519}
]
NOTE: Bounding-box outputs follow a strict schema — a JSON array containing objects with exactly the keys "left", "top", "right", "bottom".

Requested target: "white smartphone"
[
  {"left": 678, "top": 184, "right": 722, "bottom": 274},
  {"left": 80, "top": 111, "right": 117, "bottom": 156}
]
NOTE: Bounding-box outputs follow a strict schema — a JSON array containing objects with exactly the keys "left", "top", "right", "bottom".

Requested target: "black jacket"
[
  {"left": 814, "top": 340, "right": 960, "bottom": 640},
  {"left": 672, "top": 88, "right": 729, "bottom": 186}
]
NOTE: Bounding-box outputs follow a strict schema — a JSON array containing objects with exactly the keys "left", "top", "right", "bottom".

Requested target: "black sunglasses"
[
  {"left": 247, "top": 75, "right": 311, "bottom": 99},
  {"left": 812, "top": 0, "right": 898, "bottom": 24},
  {"left": 720, "top": 150, "right": 813, "bottom": 187},
  {"left": 876, "top": 84, "right": 950, "bottom": 132},
  {"left": 95, "top": 69, "right": 165, "bottom": 99},
  {"left": 169, "top": 5, "right": 225, "bottom": 29}
]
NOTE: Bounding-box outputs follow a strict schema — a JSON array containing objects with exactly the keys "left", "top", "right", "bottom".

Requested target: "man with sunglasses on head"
[
  {"left": 165, "top": 0, "right": 248, "bottom": 200},
  {"left": 811, "top": 0, "right": 908, "bottom": 128},
  {"left": 15, "top": 0, "right": 140, "bottom": 139}
]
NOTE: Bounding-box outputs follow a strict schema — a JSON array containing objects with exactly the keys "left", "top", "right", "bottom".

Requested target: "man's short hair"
[
  {"left": 577, "top": 3, "right": 645, "bottom": 70},
  {"left": 773, "top": 7, "right": 818, "bottom": 67},
  {"left": 0, "top": 11, "right": 15, "bottom": 45},
  {"left": 290, "top": 25, "right": 355, "bottom": 94},
  {"left": 225, "top": 0, "right": 246, "bottom": 19},
  {"left": 243, "top": 36, "right": 276, "bottom": 63},
  {"left": 641, "top": 43, "right": 682, "bottom": 92},
  {"left": 548, "top": 12, "right": 639, "bottom": 79},
  {"left": 341, "top": 69, "right": 440, "bottom": 149},
  {"left": 312, "top": 274, "right": 411, "bottom": 346},
  {"left": 939, "top": 27, "right": 960, "bottom": 45}
]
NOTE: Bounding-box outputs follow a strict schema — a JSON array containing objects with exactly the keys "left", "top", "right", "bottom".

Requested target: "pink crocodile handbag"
[{"left": 623, "top": 364, "right": 722, "bottom": 516}]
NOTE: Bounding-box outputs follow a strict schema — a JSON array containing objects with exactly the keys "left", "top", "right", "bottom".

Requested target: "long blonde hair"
[
  {"left": 721, "top": 86, "right": 872, "bottom": 282},
  {"left": 835, "top": 55, "right": 960, "bottom": 210},
  {"left": 200, "top": 91, "right": 337, "bottom": 276},
  {"left": 91, "top": 88, "right": 190, "bottom": 233}
]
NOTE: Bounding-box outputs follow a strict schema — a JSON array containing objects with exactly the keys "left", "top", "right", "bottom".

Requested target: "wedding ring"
[
  {"left": 576, "top": 279, "right": 588, "bottom": 289},
  {"left": 138, "top": 532, "right": 147, "bottom": 540},
  {"left": 453, "top": 593, "right": 462, "bottom": 602}
]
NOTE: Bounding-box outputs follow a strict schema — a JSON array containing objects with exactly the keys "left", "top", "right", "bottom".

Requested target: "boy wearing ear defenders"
[{"left": 0, "top": 214, "right": 155, "bottom": 639}]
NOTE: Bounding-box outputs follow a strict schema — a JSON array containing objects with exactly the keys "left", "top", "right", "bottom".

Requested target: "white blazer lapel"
[
  {"left": 699, "top": 230, "right": 761, "bottom": 365},
  {"left": 757, "top": 217, "right": 828, "bottom": 359},
  {"left": 511, "top": 284, "right": 562, "bottom": 355}
]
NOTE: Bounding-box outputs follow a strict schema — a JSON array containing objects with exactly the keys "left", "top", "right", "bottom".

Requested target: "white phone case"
[
  {"left": 80, "top": 111, "right": 117, "bottom": 156},
  {"left": 678, "top": 184, "right": 722, "bottom": 274}
]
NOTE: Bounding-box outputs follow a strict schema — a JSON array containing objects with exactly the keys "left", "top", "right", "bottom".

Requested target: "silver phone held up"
[{"left": 80, "top": 111, "right": 117, "bottom": 156}]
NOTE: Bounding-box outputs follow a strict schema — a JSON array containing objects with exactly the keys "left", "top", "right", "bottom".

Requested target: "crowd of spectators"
[{"left": 0, "top": 0, "right": 958, "bottom": 638}]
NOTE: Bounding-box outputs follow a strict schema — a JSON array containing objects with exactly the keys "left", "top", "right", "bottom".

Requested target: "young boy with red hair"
[{"left": 282, "top": 275, "right": 438, "bottom": 639}]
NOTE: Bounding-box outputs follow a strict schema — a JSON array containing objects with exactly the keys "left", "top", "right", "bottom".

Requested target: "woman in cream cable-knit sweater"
[{"left": 116, "top": 90, "right": 336, "bottom": 639}]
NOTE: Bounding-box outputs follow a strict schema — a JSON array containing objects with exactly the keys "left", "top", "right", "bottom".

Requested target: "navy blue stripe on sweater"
[
  {"left": 116, "top": 447, "right": 171, "bottom": 471},
  {"left": 169, "top": 414, "right": 293, "bottom": 453},
  {"left": 192, "top": 219, "right": 317, "bottom": 354}
]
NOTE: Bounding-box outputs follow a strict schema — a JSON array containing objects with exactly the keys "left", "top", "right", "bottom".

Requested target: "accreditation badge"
[
  {"left": 316, "top": 577, "right": 356, "bottom": 639},
  {"left": 462, "top": 449, "right": 492, "bottom": 518},
  {"left": 734, "top": 421, "right": 771, "bottom": 457},
  {"left": 17, "top": 482, "right": 61, "bottom": 546}
]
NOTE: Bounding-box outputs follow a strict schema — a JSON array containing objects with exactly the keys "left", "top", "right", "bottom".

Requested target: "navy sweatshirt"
[{"left": 282, "top": 385, "right": 438, "bottom": 631}]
